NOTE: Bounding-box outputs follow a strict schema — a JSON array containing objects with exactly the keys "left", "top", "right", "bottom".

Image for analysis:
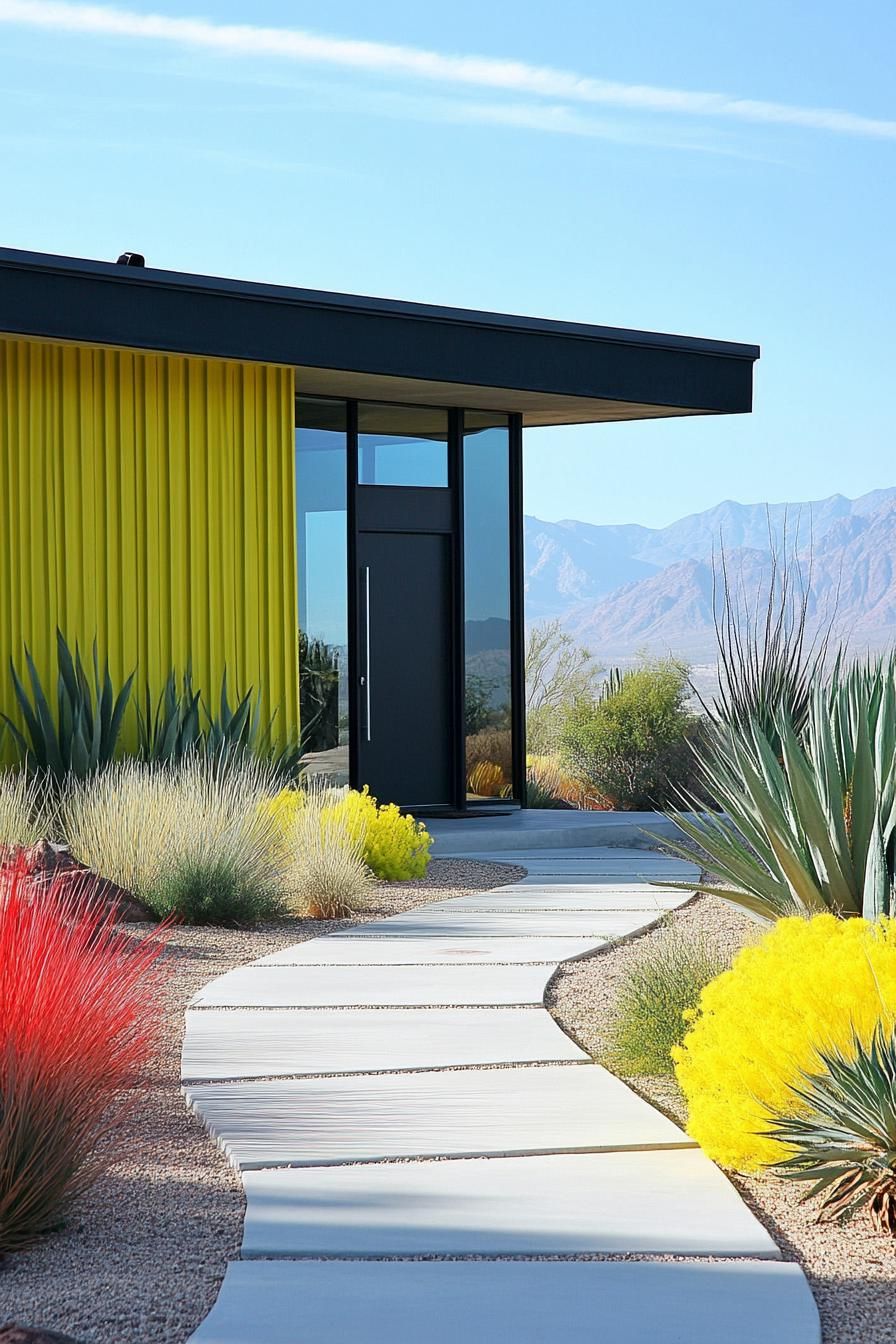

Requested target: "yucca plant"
[
  {"left": 660, "top": 653, "right": 896, "bottom": 922},
  {"left": 702, "top": 528, "right": 834, "bottom": 750},
  {"left": 3, "top": 632, "right": 134, "bottom": 781},
  {"left": 766, "top": 1022, "right": 896, "bottom": 1235}
]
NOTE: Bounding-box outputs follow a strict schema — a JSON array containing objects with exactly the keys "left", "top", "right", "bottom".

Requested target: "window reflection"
[
  {"left": 358, "top": 402, "right": 449, "bottom": 487},
  {"left": 463, "top": 413, "right": 513, "bottom": 800},
  {"left": 295, "top": 397, "right": 349, "bottom": 783}
]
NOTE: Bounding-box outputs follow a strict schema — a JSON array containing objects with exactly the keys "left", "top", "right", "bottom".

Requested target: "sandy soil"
[
  {"left": 0, "top": 859, "right": 524, "bottom": 1344},
  {"left": 547, "top": 892, "right": 896, "bottom": 1344}
]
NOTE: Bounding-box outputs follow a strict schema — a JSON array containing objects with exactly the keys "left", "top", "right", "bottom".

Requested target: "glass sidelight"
[
  {"left": 463, "top": 412, "right": 514, "bottom": 801},
  {"left": 295, "top": 398, "right": 350, "bottom": 782}
]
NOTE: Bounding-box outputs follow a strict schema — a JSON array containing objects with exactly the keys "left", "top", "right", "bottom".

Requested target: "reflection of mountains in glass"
[
  {"left": 465, "top": 619, "right": 511, "bottom": 718},
  {"left": 465, "top": 618, "right": 512, "bottom": 655}
]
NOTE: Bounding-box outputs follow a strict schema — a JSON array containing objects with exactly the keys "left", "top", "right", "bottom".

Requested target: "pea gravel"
[
  {"left": 0, "top": 859, "right": 523, "bottom": 1344},
  {"left": 547, "top": 890, "right": 896, "bottom": 1344}
]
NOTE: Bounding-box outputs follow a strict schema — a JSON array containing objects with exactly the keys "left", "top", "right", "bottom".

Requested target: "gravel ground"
[
  {"left": 547, "top": 891, "right": 896, "bottom": 1344},
  {"left": 0, "top": 858, "right": 523, "bottom": 1344}
]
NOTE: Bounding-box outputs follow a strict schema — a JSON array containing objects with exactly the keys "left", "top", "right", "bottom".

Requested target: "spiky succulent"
[{"left": 765, "top": 1023, "right": 896, "bottom": 1235}]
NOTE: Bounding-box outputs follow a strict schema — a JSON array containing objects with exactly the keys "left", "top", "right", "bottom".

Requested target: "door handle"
[{"left": 362, "top": 565, "right": 372, "bottom": 742}]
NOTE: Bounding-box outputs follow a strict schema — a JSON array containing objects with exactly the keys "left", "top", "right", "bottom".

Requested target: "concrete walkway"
[{"left": 183, "top": 844, "right": 819, "bottom": 1344}]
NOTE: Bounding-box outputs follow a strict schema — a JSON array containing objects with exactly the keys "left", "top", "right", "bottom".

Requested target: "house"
[{"left": 0, "top": 246, "right": 758, "bottom": 810}]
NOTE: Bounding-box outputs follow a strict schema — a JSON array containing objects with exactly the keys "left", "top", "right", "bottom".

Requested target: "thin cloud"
[{"left": 1, "top": 0, "right": 894, "bottom": 141}]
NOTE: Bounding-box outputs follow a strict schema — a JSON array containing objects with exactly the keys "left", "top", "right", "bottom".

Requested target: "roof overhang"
[{"left": 0, "top": 247, "right": 759, "bottom": 428}]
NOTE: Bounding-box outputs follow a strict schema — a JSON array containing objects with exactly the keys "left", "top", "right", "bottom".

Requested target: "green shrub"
[
  {"left": 61, "top": 757, "right": 286, "bottom": 927},
  {"left": 151, "top": 852, "right": 283, "bottom": 927},
  {"left": 561, "top": 659, "right": 697, "bottom": 810},
  {"left": 605, "top": 923, "right": 729, "bottom": 1075}
]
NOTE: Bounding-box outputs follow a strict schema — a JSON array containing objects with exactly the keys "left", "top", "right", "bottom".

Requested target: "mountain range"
[{"left": 524, "top": 488, "right": 896, "bottom": 668}]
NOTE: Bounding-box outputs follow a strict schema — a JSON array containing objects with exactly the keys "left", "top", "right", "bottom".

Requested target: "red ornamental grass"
[{"left": 0, "top": 851, "right": 169, "bottom": 1252}]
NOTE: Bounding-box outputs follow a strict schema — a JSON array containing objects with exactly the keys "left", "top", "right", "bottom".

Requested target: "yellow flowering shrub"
[
  {"left": 673, "top": 914, "right": 896, "bottom": 1172},
  {"left": 265, "top": 785, "right": 431, "bottom": 881}
]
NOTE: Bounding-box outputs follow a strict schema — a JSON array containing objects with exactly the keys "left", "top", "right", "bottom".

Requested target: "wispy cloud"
[{"left": 1, "top": 0, "right": 894, "bottom": 142}]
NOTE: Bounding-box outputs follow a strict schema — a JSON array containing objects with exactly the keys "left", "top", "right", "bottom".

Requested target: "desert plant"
[
  {"left": 61, "top": 757, "right": 286, "bottom": 926},
  {"left": 138, "top": 667, "right": 304, "bottom": 779},
  {"left": 282, "top": 778, "right": 374, "bottom": 918},
  {"left": 268, "top": 784, "right": 432, "bottom": 883},
  {"left": 525, "top": 755, "right": 606, "bottom": 810},
  {"left": 605, "top": 923, "right": 731, "bottom": 1075},
  {"left": 0, "top": 853, "right": 167, "bottom": 1251},
  {"left": 766, "top": 1023, "right": 896, "bottom": 1234},
  {"left": 335, "top": 787, "right": 432, "bottom": 880},
  {"left": 525, "top": 621, "right": 603, "bottom": 755},
  {"left": 0, "top": 770, "right": 45, "bottom": 846},
  {"left": 561, "top": 659, "right": 698, "bottom": 810},
  {"left": 703, "top": 526, "right": 834, "bottom": 750},
  {"left": 466, "top": 727, "right": 513, "bottom": 782},
  {"left": 3, "top": 632, "right": 134, "bottom": 781},
  {"left": 467, "top": 760, "right": 507, "bottom": 798},
  {"left": 662, "top": 654, "right": 896, "bottom": 922},
  {"left": 672, "top": 913, "right": 896, "bottom": 1172},
  {"left": 136, "top": 669, "right": 202, "bottom": 763}
]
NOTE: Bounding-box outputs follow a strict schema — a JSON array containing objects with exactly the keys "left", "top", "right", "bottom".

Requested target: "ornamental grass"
[
  {"left": 0, "top": 769, "right": 44, "bottom": 847},
  {"left": 61, "top": 756, "right": 286, "bottom": 926},
  {"left": 0, "top": 853, "right": 168, "bottom": 1252}
]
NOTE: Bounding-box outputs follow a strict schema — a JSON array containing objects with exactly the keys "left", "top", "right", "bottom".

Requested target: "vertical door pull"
[{"left": 363, "top": 566, "right": 372, "bottom": 742}]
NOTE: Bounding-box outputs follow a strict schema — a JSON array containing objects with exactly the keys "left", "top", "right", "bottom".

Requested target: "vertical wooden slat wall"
[{"left": 0, "top": 335, "right": 298, "bottom": 751}]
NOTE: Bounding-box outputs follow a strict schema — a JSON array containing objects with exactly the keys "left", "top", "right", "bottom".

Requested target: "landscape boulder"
[{"left": 3, "top": 841, "right": 155, "bottom": 922}]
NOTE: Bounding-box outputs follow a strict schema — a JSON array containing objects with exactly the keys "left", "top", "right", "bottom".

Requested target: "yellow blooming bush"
[
  {"left": 265, "top": 785, "right": 431, "bottom": 881},
  {"left": 673, "top": 914, "right": 896, "bottom": 1172}
]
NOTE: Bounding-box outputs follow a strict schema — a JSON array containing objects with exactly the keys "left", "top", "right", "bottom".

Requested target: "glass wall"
[
  {"left": 463, "top": 412, "right": 514, "bottom": 800},
  {"left": 295, "top": 397, "right": 349, "bottom": 782},
  {"left": 358, "top": 402, "right": 449, "bottom": 486}
]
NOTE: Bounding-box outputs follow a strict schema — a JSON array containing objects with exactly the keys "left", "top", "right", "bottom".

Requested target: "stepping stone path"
[{"left": 184, "top": 845, "right": 820, "bottom": 1343}]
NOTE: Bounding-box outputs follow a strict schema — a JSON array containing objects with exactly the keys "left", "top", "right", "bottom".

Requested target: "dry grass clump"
[
  {"left": 60, "top": 757, "right": 286, "bottom": 926},
  {"left": 0, "top": 770, "right": 45, "bottom": 846},
  {"left": 282, "top": 777, "right": 374, "bottom": 918},
  {"left": 604, "top": 919, "right": 730, "bottom": 1076}
]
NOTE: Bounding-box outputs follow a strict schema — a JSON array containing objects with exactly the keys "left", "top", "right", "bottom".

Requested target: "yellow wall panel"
[{"left": 0, "top": 336, "right": 298, "bottom": 752}]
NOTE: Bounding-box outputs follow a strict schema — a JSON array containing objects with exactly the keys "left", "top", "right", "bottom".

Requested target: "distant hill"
[{"left": 524, "top": 488, "right": 896, "bottom": 667}]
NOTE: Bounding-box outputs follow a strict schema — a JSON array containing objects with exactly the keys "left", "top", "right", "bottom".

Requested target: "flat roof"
[{"left": 0, "top": 246, "right": 759, "bottom": 427}]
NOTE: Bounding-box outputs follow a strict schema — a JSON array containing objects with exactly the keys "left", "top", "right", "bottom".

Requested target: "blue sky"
[{"left": 1, "top": 0, "right": 893, "bottom": 527}]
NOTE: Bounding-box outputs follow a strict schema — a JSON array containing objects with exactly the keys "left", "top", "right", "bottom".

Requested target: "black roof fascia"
[{"left": 0, "top": 246, "right": 759, "bottom": 414}]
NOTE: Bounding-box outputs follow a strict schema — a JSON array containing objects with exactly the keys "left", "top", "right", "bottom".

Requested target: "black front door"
[{"left": 356, "top": 529, "right": 454, "bottom": 807}]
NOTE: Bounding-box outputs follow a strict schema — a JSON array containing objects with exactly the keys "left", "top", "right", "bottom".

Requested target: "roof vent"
[{"left": 116, "top": 252, "right": 145, "bottom": 267}]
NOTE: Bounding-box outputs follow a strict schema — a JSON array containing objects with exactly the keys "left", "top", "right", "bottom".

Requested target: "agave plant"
[
  {"left": 137, "top": 669, "right": 202, "bottom": 763},
  {"left": 3, "top": 632, "right": 134, "bottom": 781},
  {"left": 659, "top": 653, "right": 896, "bottom": 922},
  {"left": 766, "top": 1023, "right": 896, "bottom": 1235}
]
